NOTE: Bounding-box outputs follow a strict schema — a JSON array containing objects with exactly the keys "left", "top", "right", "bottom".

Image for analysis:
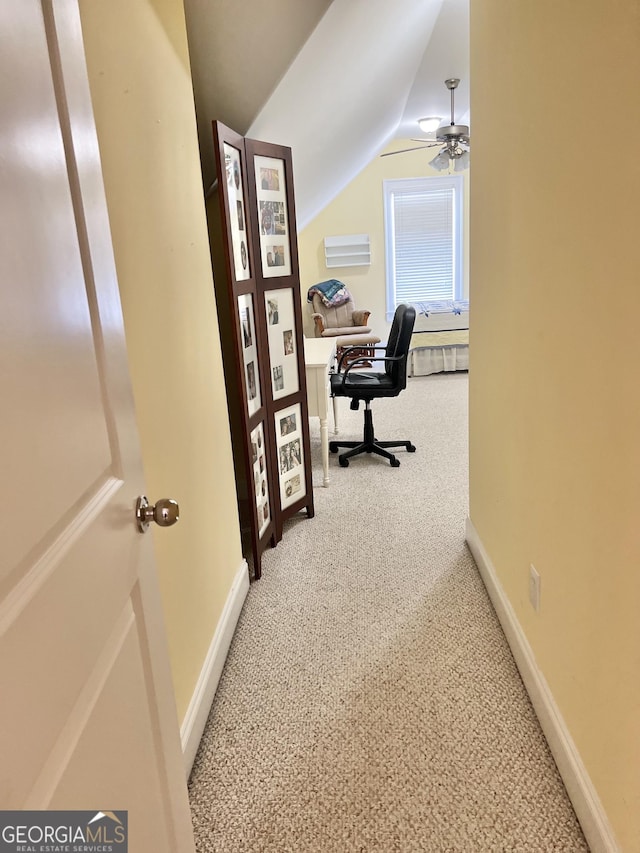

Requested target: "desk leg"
[
  {"left": 320, "top": 415, "right": 330, "bottom": 487},
  {"left": 332, "top": 395, "right": 339, "bottom": 435}
]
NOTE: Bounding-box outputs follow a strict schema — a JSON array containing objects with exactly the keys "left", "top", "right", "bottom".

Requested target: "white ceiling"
[
  {"left": 396, "top": 0, "right": 470, "bottom": 139},
  {"left": 183, "top": 0, "right": 469, "bottom": 225}
]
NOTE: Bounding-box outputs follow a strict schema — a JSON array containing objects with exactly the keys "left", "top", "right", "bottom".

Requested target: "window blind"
[{"left": 391, "top": 185, "right": 455, "bottom": 304}]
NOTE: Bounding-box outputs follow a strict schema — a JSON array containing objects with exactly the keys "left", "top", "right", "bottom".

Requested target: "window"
[{"left": 383, "top": 176, "right": 463, "bottom": 320}]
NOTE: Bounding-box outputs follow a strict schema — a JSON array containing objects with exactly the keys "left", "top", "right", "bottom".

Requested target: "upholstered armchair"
[
  {"left": 311, "top": 292, "right": 371, "bottom": 337},
  {"left": 310, "top": 292, "right": 381, "bottom": 367}
]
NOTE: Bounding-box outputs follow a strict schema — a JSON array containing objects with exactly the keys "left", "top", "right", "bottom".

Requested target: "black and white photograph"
[
  {"left": 279, "top": 412, "right": 297, "bottom": 436},
  {"left": 267, "top": 298, "right": 279, "bottom": 325},
  {"left": 224, "top": 150, "right": 233, "bottom": 186},
  {"left": 246, "top": 361, "right": 256, "bottom": 401},
  {"left": 274, "top": 403, "right": 305, "bottom": 509},
  {"left": 238, "top": 294, "right": 261, "bottom": 417},
  {"left": 223, "top": 142, "right": 250, "bottom": 281},
  {"left": 278, "top": 445, "right": 288, "bottom": 475},
  {"left": 259, "top": 200, "right": 286, "bottom": 236},
  {"left": 279, "top": 438, "right": 301, "bottom": 474},
  {"left": 272, "top": 365, "right": 284, "bottom": 392},
  {"left": 241, "top": 307, "right": 253, "bottom": 349},
  {"left": 284, "top": 473, "right": 301, "bottom": 499},
  {"left": 265, "top": 288, "right": 298, "bottom": 399},
  {"left": 266, "top": 289, "right": 299, "bottom": 398},
  {"left": 254, "top": 154, "right": 292, "bottom": 277},
  {"left": 250, "top": 422, "right": 270, "bottom": 539}
]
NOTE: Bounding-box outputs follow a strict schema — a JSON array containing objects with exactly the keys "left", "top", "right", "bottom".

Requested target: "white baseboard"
[
  {"left": 465, "top": 518, "right": 619, "bottom": 853},
  {"left": 180, "top": 559, "right": 250, "bottom": 778}
]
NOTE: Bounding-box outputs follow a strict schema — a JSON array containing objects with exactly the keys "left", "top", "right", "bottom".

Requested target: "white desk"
[{"left": 304, "top": 337, "right": 337, "bottom": 487}]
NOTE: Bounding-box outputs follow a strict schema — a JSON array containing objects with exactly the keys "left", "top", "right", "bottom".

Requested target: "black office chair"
[{"left": 329, "top": 303, "right": 416, "bottom": 467}]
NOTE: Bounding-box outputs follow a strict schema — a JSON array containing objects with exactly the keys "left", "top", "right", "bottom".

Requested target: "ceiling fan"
[{"left": 383, "top": 78, "right": 470, "bottom": 171}]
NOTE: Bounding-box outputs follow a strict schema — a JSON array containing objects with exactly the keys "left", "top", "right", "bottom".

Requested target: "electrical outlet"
[{"left": 529, "top": 564, "right": 541, "bottom": 612}]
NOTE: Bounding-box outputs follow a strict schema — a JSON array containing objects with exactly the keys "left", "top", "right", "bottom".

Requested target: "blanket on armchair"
[{"left": 307, "top": 279, "right": 351, "bottom": 307}]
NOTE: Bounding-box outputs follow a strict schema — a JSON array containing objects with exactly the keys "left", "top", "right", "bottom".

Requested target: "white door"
[{"left": 0, "top": 2, "right": 195, "bottom": 849}]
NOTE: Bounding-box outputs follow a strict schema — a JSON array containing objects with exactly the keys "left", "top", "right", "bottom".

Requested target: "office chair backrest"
[{"left": 385, "top": 304, "right": 416, "bottom": 389}]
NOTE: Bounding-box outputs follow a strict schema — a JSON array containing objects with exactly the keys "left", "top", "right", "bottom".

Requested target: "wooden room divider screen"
[{"left": 210, "top": 121, "right": 314, "bottom": 579}]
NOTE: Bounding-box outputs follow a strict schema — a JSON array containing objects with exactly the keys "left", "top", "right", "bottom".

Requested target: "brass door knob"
[{"left": 136, "top": 496, "right": 179, "bottom": 533}]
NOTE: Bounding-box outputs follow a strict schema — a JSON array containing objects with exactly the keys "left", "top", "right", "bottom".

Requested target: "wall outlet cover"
[{"left": 529, "top": 563, "right": 541, "bottom": 612}]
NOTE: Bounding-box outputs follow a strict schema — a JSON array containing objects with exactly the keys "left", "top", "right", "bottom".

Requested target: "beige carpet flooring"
[{"left": 188, "top": 373, "right": 589, "bottom": 852}]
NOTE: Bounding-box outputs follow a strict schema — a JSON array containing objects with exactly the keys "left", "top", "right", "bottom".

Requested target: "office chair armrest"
[
  {"left": 335, "top": 352, "right": 406, "bottom": 385},
  {"left": 311, "top": 313, "right": 326, "bottom": 336},
  {"left": 336, "top": 344, "right": 387, "bottom": 372}
]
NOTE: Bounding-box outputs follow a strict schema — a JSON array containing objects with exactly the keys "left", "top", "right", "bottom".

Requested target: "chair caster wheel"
[
  {"left": 329, "top": 442, "right": 338, "bottom": 454},
  {"left": 407, "top": 444, "right": 416, "bottom": 453},
  {"left": 339, "top": 457, "right": 349, "bottom": 467},
  {"left": 390, "top": 457, "right": 400, "bottom": 467}
]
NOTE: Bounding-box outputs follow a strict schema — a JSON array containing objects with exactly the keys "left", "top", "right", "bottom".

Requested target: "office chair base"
[{"left": 329, "top": 407, "right": 416, "bottom": 467}]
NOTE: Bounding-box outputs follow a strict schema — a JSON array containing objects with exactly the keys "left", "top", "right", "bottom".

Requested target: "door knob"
[{"left": 136, "top": 496, "right": 180, "bottom": 533}]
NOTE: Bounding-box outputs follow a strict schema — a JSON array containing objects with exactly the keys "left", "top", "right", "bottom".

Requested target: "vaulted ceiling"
[{"left": 183, "top": 0, "right": 469, "bottom": 227}]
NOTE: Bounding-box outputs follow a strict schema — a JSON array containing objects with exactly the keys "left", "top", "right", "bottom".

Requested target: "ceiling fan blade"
[{"left": 381, "top": 143, "right": 440, "bottom": 157}]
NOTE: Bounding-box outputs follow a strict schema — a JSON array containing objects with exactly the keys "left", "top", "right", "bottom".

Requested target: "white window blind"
[{"left": 384, "top": 176, "right": 463, "bottom": 319}]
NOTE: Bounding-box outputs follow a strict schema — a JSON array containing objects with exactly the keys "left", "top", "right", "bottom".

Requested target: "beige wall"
[
  {"left": 79, "top": 0, "right": 244, "bottom": 723},
  {"left": 298, "top": 142, "right": 470, "bottom": 341},
  {"left": 470, "top": 1, "right": 640, "bottom": 849}
]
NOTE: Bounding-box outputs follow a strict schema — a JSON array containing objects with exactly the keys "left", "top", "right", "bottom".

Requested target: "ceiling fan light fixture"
[
  {"left": 430, "top": 79, "right": 470, "bottom": 171},
  {"left": 429, "top": 150, "right": 451, "bottom": 172},
  {"left": 383, "top": 78, "right": 469, "bottom": 166},
  {"left": 453, "top": 150, "right": 470, "bottom": 171},
  {"left": 418, "top": 116, "right": 441, "bottom": 133}
]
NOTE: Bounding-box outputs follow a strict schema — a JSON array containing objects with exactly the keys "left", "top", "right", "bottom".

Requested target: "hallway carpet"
[{"left": 188, "top": 373, "right": 588, "bottom": 852}]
